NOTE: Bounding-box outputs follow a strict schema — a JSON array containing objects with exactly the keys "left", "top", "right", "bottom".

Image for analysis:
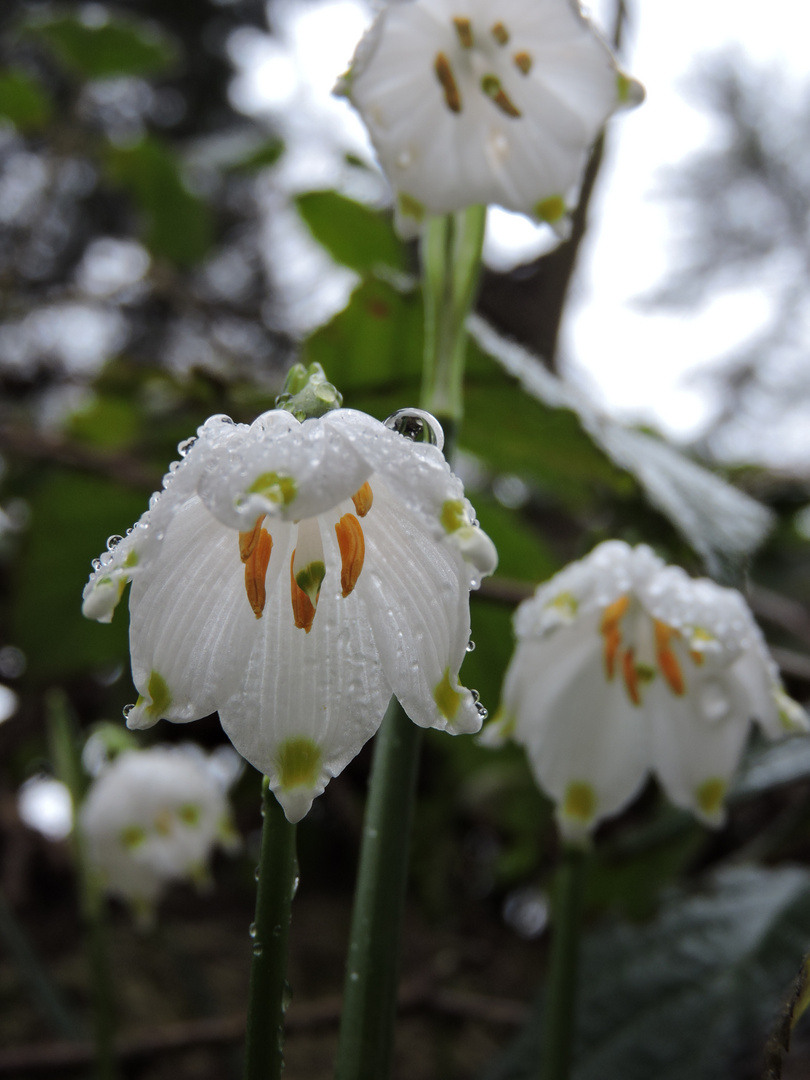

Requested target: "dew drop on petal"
[
  {"left": 91, "top": 558, "right": 102, "bottom": 571},
  {"left": 249, "top": 921, "right": 257, "bottom": 939},
  {"left": 106, "top": 535, "right": 123, "bottom": 551},
  {"left": 252, "top": 943, "right": 263, "bottom": 957},
  {"left": 699, "top": 680, "right": 730, "bottom": 724},
  {"left": 466, "top": 640, "right": 476, "bottom": 652},
  {"left": 384, "top": 408, "right": 444, "bottom": 450},
  {"left": 476, "top": 703, "right": 489, "bottom": 720},
  {"left": 470, "top": 688, "right": 480, "bottom": 703},
  {"left": 178, "top": 436, "right": 197, "bottom": 457},
  {"left": 122, "top": 703, "right": 135, "bottom": 720}
]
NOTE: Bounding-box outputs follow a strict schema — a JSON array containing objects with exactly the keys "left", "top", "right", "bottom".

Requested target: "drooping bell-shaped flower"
[
  {"left": 79, "top": 744, "right": 240, "bottom": 921},
  {"left": 483, "top": 541, "right": 808, "bottom": 842},
  {"left": 340, "top": 0, "right": 643, "bottom": 236},
  {"left": 83, "top": 382, "right": 496, "bottom": 823}
]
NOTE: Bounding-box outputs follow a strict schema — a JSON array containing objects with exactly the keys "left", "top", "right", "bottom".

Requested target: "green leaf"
[
  {"left": 10, "top": 470, "right": 146, "bottom": 680},
  {"left": 230, "top": 138, "right": 285, "bottom": 172},
  {"left": 67, "top": 395, "right": 140, "bottom": 450},
  {"left": 106, "top": 138, "right": 213, "bottom": 266},
  {"left": 25, "top": 12, "right": 177, "bottom": 80},
  {"left": 303, "top": 277, "right": 423, "bottom": 402},
  {"left": 0, "top": 69, "right": 51, "bottom": 130},
  {"left": 480, "top": 865, "right": 810, "bottom": 1080},
  {"left": 296, "top": 191, "right": 408, "bottom": 276}
]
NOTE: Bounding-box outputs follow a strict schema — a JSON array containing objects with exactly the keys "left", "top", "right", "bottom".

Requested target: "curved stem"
[
  {"left": 542, "top": 845, "right": 588, "bottom": 1080},
  {"left": 243, "top": 778, "right": 298, "bottom": 1080},
  {"left": 334, "top": 697, "right": 422, "bottom": 1080}
]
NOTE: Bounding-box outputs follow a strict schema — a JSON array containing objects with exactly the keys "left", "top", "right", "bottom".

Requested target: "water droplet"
[
  {"left": 122, "top": 703, "right": 135, "bottom": 719},
  {"left": 252, "top": 943, "right": 263, "bottom": 957},
  {"left": 91, "top": 558, "right": 102, "bottom": 571},
  {"left": 254, "top": 866, "right": 260, "bottom": 882},
  {"left": 106, "top": 535, "right": 123, "bottom": 551},
  {"left": 249, "top": 921, "right": 257, "bottom": 939},
  {"left": 466, "top": 640, "right": 476, "bottom": 652},
  {"left": 221, "top": 415, "right": 235, "bottom": 424},
  {"left": 699, "top": 680, "right": 730, "bottom": 724},
  {"left": 384, "top": 408, "right": 444, "bottom": 451},
  {"left": 291, "top": 875, "right": 300, "bottom": 898},
  {"left": 349, "top": 971, "right": 359, "bottom": 983},
  {"left": 178, "top": 436, "right": 197, "bottom": 457},
  {"left": 470, "top": 688, "right": 480, "bottom": 703},
  {"left": 396, "top": 149, "right": 412, "bottom": 168},
  {"left": 476, "top": 703, "right": 489, "bottom": 720}
]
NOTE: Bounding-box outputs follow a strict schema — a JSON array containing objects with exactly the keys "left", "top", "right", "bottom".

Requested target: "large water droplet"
[
  {"left": 122, "top": 703, "right": 135, "bottom": 719},
  {"left": 384, "top": 408, "right": 444, "bottom": 451},
  {"left": 466, "top": 640, "right": 476, "bottom": 653},
  {"left": 476, "top": 703, "right": 489, "bottom": 720},
  {"left": 106, "top": 535, "right": 123, "bottom": 551},
  {"left": 178, "top": 436, "right": 197, "bottom": 457},
  {"left": 470, "top": 689, "right": 480, "bottom": 703}
]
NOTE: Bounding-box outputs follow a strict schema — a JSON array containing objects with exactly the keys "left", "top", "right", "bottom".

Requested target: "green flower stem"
[
  {"left": 335, "top": 696, "right": 422, "bottom": 1080},
  {"left": 542, "top": 845, "right": 589, "bottom": 1080},
  {"left": 421, "top": 204, "right": 487, "bottom": 422},
  {"left": 46, "top": 691, "right": 118, "bottom": 1080},
  {"left": 243, "top": 777, "right": 298, "bottom": 1080}
]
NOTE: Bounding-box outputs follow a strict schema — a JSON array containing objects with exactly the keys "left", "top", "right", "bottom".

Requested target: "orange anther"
[
  {"left": 239, "top": 516, "right": 265, "bottom": 563},
  {"left": 290, "top": 551, "right": 316, "bottom": 632},
  {"left": 335, "top": 513, "right": 365, "bottom": 598},
  {"left": 435, "top": 52, "right": 462, "bottom": 113},
  {"left": 351, "top": 481, "right": 373, "bottom": 518},
  {"left": 622, "top": 647, "right": 641, "bottom": 706},
  {"left": 243, "top": 527, "right": 273, "bottom": 618},
  {"left": 654, "top": 620, "right": 685, "bottom": 696},
  {"left": 600, "top": 595, "right": 629, "bottom": 680}
]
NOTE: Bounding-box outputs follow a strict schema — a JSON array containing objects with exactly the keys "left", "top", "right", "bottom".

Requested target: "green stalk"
[
  {"left": 421, "top": 205, "right": 487, "bottom": 422},
  {"left": 335, "top": 207, "right": 484, "bottom": 1079},
  {"left": 46, "top": 691, "right": 118, "bottom": 1080},
  {"left": 334, "top": 697, "right": 422, "bottom": 1080},
  {"left": 243, "top": 777, "right": 298, "bottom": 1080},
  {"left": 542, "top": 845, "right": 589, "bottom": 1080}
]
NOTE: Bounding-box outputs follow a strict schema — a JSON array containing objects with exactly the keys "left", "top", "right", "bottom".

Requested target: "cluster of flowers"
[{"left": 78, "top": 0, "right": 807, "bottom": 865}]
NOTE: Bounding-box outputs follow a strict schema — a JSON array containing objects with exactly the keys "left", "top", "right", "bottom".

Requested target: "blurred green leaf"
[
  {"left": 303, "top": 278, "right": 423, "bottom": 403},
  {"left": 481, "top": 865, "right": 810, "bottom": 1080},
  {"left": 470, "top": 495, "right": 559, "bottom": 585},
  {"left": 0, "top": 69, "right": 51, "bottom": 130},
  {"left": 296, "top": 191, "right": 408, "bottom": 276},
  {"left": 25, "top": 12, "right": 177, "bottom": 79},
  {"left": 11, "top": 470, "right": 145, "bottom": 680},
  {"left": 230, "top": 138, "right": 285, "bottom": 172},
  {"left": 67, "top": 395, "right": 140, "bottom": 451},
  {"left": 106, "top": 138, "right": 213, "bottom": 266}
]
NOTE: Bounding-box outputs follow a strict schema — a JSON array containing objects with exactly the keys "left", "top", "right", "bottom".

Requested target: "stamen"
[
  {"left": 654, "top": 620, "right": 685, "bottom": 696},
  {"left": 600, "top": 595, "right": 629, "bottom": 680},
  {"left": 290, "top": 551, "right": 317, "bottom": 633},
  {"left": 242, "top": 526, "right": 273, "bottom": 618},
  {"left": 622, "top": 647, "right": 641, "bottom": 706},
  {"left": 335, "top": 513, "right": 365, "bottom": 598},
  {"left": 480, "top": 74, "right": 521, "bottom": 117},
  {"left": 435, "top": 52, "right": 462, "bottom": 113},
  {"left": 351, "top": 481, "right": 373, "bottom": 518},
  {"left": 513, "top": 51, "right": 532, "bottom": 74},
  {"left": 491, "top": 21, "right": 509, "bottom": 45},
  {"left": 453, "top": 16, "right": 473, "bottom": 48}
]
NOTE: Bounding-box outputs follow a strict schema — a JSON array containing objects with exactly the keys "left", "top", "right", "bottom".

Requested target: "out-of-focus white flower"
[
  {"left": 79, "top": 745, "right": 240, "bottom": 920},
  {"left": 483, "top": 541, "right": 809, "bottom": 841},
  {"left": 82, "top": 405, "right": 496, "bottom": 823},
  {"left": 341, "top": 0, "right": 643, "bottom": 235}
]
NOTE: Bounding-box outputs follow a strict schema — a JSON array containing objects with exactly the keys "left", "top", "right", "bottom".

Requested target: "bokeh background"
[{"left": 2, "top": 1, "right": 810, "bottom": 1077}]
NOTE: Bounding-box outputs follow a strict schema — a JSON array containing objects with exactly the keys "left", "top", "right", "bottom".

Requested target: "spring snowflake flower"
[
  {"left": 340, "top": 0, "right": 643, "bottom": 235},
  {"left": 79, "top": 744, "right": 240, "bottom": 920},
  {"left": 483, "top": 541, "right": 809, "bottom": 841},
  {"left": 83, "top": 405, "right": 496, "bottom": 822}
]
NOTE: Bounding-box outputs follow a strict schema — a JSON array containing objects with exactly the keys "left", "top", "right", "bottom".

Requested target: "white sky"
[{"left": 229, "top": 0, "right": 810, "bottom": 455}]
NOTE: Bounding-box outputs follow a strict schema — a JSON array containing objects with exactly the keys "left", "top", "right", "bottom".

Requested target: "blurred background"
[{"left": 2, "top": 0, "right": 810, "bottom": 1077}]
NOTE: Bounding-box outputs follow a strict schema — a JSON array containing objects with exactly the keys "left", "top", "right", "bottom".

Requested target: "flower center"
[
  {"left": 433, "top": 15, "right": 530, "bottom": 118},
  {"left": 238, "top": 484, "right": 372, "bottom": 631},
  {"left": 600, "top": 597, "right": 689, "bottom": 705}
]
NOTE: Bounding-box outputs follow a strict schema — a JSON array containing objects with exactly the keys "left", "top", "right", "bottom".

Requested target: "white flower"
[
  {"left": 483, "top": 540, "right": 809, "bottom": 841},
  {"left": 341, "top": 0, "right": 643, "bottom": 235},
  {"left": 78, "top": 745, "right": 240, "bottom": 920},
  {"left": 83, "top": 407, "right": 497, "bottom": 823}
]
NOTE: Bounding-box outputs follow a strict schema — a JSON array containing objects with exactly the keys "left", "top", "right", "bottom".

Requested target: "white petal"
[
  {"left": 506, "top": 616, "right": 650, "bottom": 839},
  {"left": 356, "top": 480, "right": 481, "bottom": 735},
  {"left": 218, "top": 529, "right": 393, "bottom": 822}
]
